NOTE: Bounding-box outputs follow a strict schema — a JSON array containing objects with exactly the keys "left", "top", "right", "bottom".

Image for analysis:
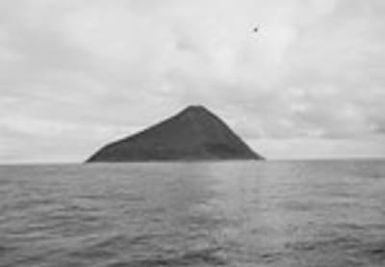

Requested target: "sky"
[{"left": 1, "top": 0, "right": 385, "bottom": 163}]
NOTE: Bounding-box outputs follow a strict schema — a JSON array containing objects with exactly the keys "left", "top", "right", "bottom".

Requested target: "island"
[{"left": 86, "top": 105, "right": 264, "bottom": 162}]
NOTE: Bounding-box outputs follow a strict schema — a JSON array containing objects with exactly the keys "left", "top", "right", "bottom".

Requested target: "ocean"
[{"left": 0, "top": 160, "right": 385, "bottom": 267}]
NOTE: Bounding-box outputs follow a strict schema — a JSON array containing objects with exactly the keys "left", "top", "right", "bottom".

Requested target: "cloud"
[{"left": 1, "top": 0, "right": 385, "bottom": 161}]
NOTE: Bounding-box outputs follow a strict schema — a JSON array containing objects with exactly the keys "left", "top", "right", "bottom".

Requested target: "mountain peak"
[
  {"left": 86, "top": 106, "right": 264, "bottom": 162},
  {"left": 181, "top": 105, "right": 209, "bottom": 114},
  {"left": 185, "top": 104, "right": 205, "bottom": 109}
]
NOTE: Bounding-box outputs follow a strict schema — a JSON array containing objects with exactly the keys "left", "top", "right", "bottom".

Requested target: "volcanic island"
[{"left": 86, "top": 105, "right": 264, "bottom": 162}]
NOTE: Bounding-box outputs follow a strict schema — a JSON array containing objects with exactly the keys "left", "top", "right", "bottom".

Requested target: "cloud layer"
[{"left": 1, "top": 0, "right": 385, "bottom": 162}]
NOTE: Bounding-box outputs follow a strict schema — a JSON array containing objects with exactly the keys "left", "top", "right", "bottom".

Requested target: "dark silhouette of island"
[{"left": 86, "top": 105, "right": 264, "bottom": 162}]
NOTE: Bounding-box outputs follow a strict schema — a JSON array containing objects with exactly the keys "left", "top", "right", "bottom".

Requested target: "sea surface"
[{"left": 1, "top": 160, "right": 385, "bottom": 267}]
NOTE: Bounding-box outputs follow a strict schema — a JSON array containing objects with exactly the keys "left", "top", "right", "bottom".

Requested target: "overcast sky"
[{"left": 1, "top": 0, "right": 385, "bottom": 163}]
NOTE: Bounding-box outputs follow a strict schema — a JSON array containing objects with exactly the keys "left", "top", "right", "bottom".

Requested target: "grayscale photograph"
[{"left": 1, "top": 0, "right": 385, "bottom": 266}]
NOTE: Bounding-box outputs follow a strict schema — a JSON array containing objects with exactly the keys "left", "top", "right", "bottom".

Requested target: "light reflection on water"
[{"left": 0, "top": 160, "right": 385, "bottom": 266}]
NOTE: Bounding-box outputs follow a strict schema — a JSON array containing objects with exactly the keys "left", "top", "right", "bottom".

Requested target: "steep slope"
[{"left": 86, "top": 105, "right": 264, "bottom": 162}]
